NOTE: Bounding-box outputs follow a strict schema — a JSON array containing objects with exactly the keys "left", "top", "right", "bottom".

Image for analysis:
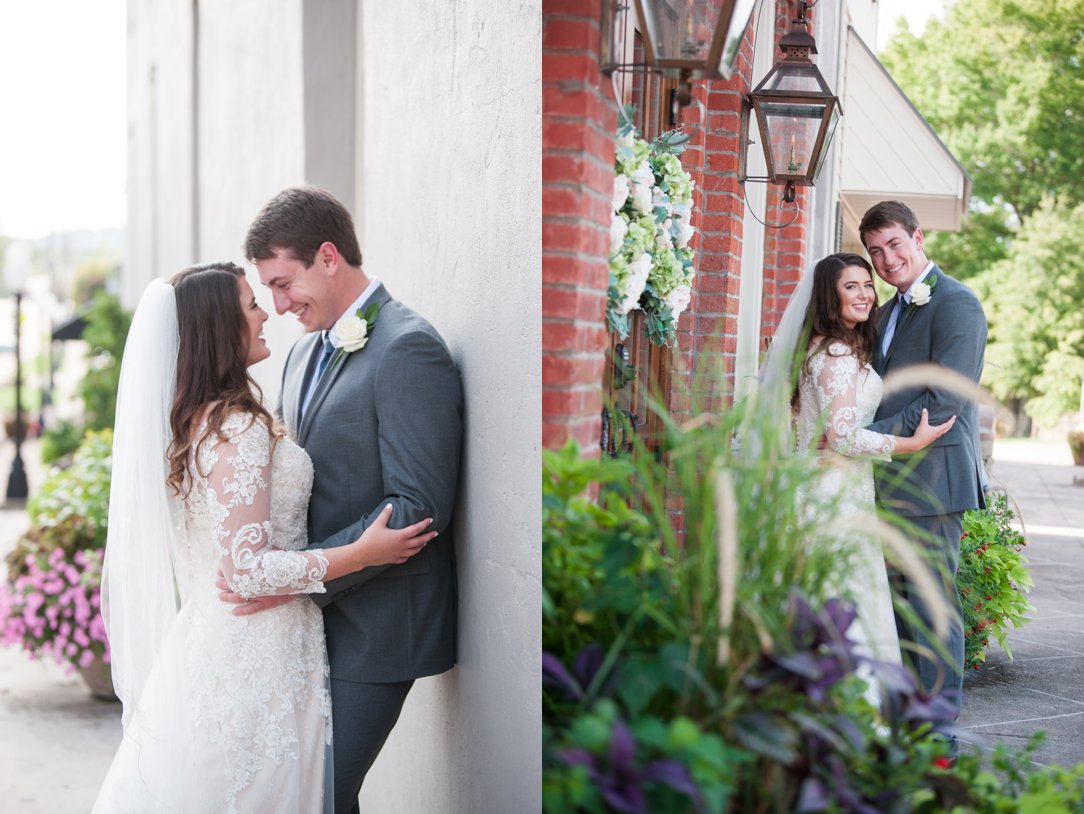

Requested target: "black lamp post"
[
  {"left": 6, "top": 290, "right": 28, "bottom": 501},
  {"left": 739, "top": 0, "right": 841, "bottom": 203}
]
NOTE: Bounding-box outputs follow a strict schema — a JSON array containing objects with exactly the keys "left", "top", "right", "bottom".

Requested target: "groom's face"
[
  {"left": 863, "top": 222, "right": 927, "bottom": 294},
  {"left": 256, "top": 250, "right": 336, "bottom": 333}
]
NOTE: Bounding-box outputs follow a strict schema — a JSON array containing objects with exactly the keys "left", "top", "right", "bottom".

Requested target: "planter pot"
[
  {"left": 1069, "top": 433, "right": 1084, "bottom": 466},
  {"left": 78, "top": 656, "right": 119, "bottom": 702}
]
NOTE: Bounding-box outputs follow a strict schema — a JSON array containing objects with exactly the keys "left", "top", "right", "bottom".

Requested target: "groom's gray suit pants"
[
  {"left": 331, "top": 678, "right": 414, "bottom": 814},
  {"left": 892, "top": 513, "right": 965, "bottom": 727}
]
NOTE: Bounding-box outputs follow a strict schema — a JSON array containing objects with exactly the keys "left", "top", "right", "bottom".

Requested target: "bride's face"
[
  {"left": 238, "top": 276, "right": 271, "bottom": 367},
  {"left": 836, "top": 265, "right": 875, "bottom": 329}
]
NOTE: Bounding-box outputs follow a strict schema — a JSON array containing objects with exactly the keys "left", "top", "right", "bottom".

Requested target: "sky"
[
  {"left": 0, "top": 0, "right": 127, "bottom": 240},
  {"left": 876, "top": 0, "right": 948, "bottom": 50}
]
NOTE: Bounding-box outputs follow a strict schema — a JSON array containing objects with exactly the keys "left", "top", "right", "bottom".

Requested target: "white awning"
[{"left": 837, "top": 27, "right": 971, "bottom": 252}]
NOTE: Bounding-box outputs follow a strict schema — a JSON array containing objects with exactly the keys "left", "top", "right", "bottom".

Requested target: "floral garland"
[{"left": 608, "top": 123, "right": 697, "bottom": 347}]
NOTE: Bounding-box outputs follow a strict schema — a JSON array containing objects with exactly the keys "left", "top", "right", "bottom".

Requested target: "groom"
[
  {"left": 861, "top": 200, "right": 986, "bottom": 743},
  {"left": 238, "top": 186, "right": 462, "bottom": 812}
]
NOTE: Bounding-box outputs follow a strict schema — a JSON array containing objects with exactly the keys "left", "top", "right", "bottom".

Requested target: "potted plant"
[
  {"left": 0, "top": 430, "right": 115, "bottom": 698},
  {"left": 1068, "top": 430, "right": 1084, "bottom": 466}
]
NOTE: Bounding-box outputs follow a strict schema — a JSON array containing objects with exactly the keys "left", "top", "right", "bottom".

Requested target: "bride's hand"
[
  {"left": 911, "top": 408, "right": 956, "bottom": 450},
  {"left": 354, "top": 504, "right": 437, "bottom": 568}
]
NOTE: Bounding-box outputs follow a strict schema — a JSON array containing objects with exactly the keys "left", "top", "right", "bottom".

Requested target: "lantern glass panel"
[
  {"left": 639, "top": 0, "right": 720, "bottom": 63},
  {"left": 759, "top": 102, "right": 827, "bottom": 179},
  {"left": 763, "top": 64, "right": 825, "bottom": 95},
  {"left": 812, "top": 105, "right": 840, "bottom": 180}
]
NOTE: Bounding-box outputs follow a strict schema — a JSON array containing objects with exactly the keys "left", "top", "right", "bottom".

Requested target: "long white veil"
[
  {"left": 100, "top": 279, "right": 182, "bottom": 727},
  {"left": 758, "top": 260, "right": 816, "bottom": 415}
]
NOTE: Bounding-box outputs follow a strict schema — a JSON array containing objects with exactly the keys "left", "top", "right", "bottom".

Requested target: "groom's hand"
[{"left": 215, "top": 573, "right": 298, "bottom": 616}]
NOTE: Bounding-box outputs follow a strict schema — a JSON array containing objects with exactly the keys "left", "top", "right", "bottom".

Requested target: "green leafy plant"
[
  {"left": 41, "top": 292, "right": 132, "bottom": 464},
  {"left": 80, "top": 291, "right": 132, "bottom": 433},
  {"left": 1, "top": 430, "right": 113, "bottom": 673},
  {"left": 543, "top": 389, "right": 1081, "bottom": 811},
  {"left": 958, "top": 492, "right": 1035, "bottom": 671}
]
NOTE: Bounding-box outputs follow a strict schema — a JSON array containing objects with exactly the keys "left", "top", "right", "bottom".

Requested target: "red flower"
[{"left": 933, "top": 756, "right": 954, "bottom": 769}]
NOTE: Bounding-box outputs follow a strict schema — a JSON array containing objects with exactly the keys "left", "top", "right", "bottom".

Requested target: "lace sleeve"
[
  {"left": 205, "top": 415, "right": 328, "bottom": 599},
  {"left": 813, "top": 349, "right": 896, "bottom": 459}
]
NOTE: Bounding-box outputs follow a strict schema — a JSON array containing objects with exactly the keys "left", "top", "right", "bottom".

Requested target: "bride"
[
  {"left": 778, "top": 253, "right": 954, "bottom": 702},
  {"left": 93, "top": 263, "right": 436, "bottom": 813}
]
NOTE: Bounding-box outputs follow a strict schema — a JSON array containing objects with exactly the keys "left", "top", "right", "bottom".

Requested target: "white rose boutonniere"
[
  {"left": 910, "top": 282, "right": 932, "bottom": 306},
  {"left": 909, "top": 273, "right": 938, "bottom": 307},
  {"left": 328, "top": 302, "right": 379, "bottom": 368}
]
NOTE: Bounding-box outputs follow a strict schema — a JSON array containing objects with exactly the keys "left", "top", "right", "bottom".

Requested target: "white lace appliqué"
[
  {"left": 796, "top": 343, "right": 895, "bottom": 459},
  {"left": 182, "top": 414, "right": 331, "bottom": 812}
]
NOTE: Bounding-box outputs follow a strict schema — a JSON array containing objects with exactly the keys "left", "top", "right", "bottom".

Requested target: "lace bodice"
[
  {"left": 795, "top": 341, "right": 896, "bottom": 459},
  {"left": 177, "top": 412, "right": 326, "bottom": 601},
  {"left": 175, "top": 413, "right": 330, "bottom": 812}
]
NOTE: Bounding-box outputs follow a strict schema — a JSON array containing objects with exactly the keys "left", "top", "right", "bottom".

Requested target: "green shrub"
[
  {"left": 39, "top": 419, "right": 85, "bottom": 465},
  {"left": 958, "top": 493, "right": 1035, "bottom": 671}
]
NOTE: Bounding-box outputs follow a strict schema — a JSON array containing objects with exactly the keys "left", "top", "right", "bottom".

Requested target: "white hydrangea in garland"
[{"left": 608, "top": 124, "right": 697, "bottom": 347}]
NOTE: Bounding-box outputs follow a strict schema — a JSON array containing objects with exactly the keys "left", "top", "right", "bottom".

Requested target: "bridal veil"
[{"left": 100, "top": 279, "right": 183, "bottom": 727}]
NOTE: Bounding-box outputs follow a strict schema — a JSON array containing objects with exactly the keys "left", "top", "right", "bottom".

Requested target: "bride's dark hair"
[
  {"left": 803, "top": 252, "right": 879, "bottom": 367},
  {"left": 165, "top": 262, "right": 279, "bottom": 496}
]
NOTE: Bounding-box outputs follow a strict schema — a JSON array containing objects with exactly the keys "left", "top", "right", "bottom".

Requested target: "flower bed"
[{"left": 0, "top": 430, "right": 113, "bottom": 673}]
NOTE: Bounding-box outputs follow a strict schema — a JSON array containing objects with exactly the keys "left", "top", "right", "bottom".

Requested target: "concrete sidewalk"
[
  {"left": 0, "top": 440, "right": 122, "bottom": 813},
  {"left": 958, "top": 439, "right": 1084, "bottom": 768}
]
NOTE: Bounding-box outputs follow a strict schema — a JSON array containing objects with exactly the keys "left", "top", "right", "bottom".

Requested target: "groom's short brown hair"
[
  {"left": 244, "top": 186, "right": 363, "bottom": 268},
  {"left": 858, "top": 200, "right": 920, "bottom": 245}
]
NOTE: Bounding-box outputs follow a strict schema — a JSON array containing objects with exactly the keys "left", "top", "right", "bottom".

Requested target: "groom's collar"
[{"left": 330, "top": 277, "right": 382, "bottom": 325}]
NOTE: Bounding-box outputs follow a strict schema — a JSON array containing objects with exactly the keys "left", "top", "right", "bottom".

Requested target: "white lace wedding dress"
[
  {"left": 795, "top": 342, "right": 903, "bottom": 696},
  {"left": 94, "top": 414, "right": 333, "bottom": 814}
]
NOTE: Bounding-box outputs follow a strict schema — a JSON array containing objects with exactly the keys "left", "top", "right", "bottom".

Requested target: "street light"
[
  {"left": 3, "top": 242, "right": 30, "bottom": 501},
  {"left": 739, "top": 0, "right": 841, "bottom": 203}
]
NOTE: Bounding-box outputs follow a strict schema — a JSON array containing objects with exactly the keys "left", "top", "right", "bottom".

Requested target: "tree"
[
  {"left": 973, "top": 200, "right": 1084, "bottom": 426},
  {"left": 882, "top": 0, "right": 1084, "bottom": 420}
]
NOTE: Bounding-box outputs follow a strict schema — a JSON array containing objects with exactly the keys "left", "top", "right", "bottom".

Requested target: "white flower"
[
  {"left": 617, "top": 131, "right": 635, "bottom": 151},
  {"left": 675, "top": 218, "right": 695, "bottom": 249},
  {"left": 910, "top": 281, "right": 932, "bottom": 306},
  {"left": 622, "top": 253, "right": 651, "bottom": 313},
  {"left": 631, "top": 180, "right": 653, "bottom": 214},
  {"left": 665, "top": 284, "right": 692, "bottom": 323},
  {"left": 631, "top": 160, "right": 653, "bottom": 188},
  {"left": 610, "top": 214, "right": 628, "bottom": 255},
  {"left": 331, "top": 313, "right": 368, "bottom": 352},
  {"left": 612, "top": 174, "right": 630, "bottom": 211},
  {"left": 655, "top": 229, "right": 673, "bottom": 253}
]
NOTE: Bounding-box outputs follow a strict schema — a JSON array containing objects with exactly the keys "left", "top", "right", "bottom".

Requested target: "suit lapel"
[
  {"left": 881, "top": 265, "right": 941, "bottom": 368},
  {"left": 299, "top": 342, "right": 350, "bottom": 445},
  {"left": 297, "top": 284, "right": 395, "bottom": 446}
]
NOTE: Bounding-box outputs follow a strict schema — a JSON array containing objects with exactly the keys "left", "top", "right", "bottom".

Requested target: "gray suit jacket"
[
  {"left": 869, "top": 267, "right": 987, "bottom": 518},
  {"left": 278, "top": 283, "right": 462, "bottom": 683}
]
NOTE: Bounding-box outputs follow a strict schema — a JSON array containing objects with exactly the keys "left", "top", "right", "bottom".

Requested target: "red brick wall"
[
  {"left": 668, "top": 27, "right": 758, "bottom": 425},
  {"left": 542, "top": 0, "right": 617, "bottom": 451}
]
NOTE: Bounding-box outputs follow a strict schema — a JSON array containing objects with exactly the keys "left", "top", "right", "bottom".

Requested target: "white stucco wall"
[
  {"left": 356, "top": 3, "right": 541, "bottom": 812},
  {"left": 126, "top": 1, "right": 540, "bottom": 810}
]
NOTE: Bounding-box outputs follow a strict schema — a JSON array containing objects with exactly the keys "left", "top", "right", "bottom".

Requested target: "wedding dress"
[
  {"left": 94, "top": 414, "right": 333, "bottom": 814},
  {"left": 795, "top": 342, "right": 903, "bottom": 693}
]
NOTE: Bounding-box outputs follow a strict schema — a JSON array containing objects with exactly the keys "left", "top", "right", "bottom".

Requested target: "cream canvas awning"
[{"left": 838, "top": 27, "right": 971, "bottom": 252}]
